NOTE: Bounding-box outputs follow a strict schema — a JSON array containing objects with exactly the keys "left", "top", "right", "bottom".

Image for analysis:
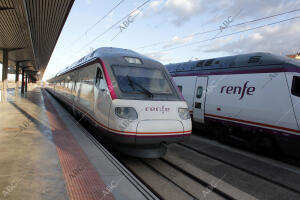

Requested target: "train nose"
[{"left": 136, "top": 120, "right": 184, "bottom": 145}]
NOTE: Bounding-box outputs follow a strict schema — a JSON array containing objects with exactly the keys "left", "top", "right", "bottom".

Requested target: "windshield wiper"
[{"left": 126, "top": 75, "right": 154, "bottom": 98}]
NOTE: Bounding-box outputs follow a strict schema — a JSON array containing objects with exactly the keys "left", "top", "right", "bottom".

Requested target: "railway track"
[
  {"left": 115, "top": 135, "right": 300, "bottom": 200},
  {"left": 117, "top": 155, "right": 231, "bottom": 200},
  {"left": 178, "top": 135, "right": 300, "bottom": 195},
  {"left": 194, "top": 127, "right": 300, "bottom": 167}
]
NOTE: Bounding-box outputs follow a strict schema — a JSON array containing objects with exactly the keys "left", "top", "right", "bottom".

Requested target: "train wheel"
[
  {"left": 262, "top": 136, "right": 279, "bottom": 156},
  {"left": 213, "top": 126, "right": 227, "bottom": 143},
  {"left": 252, "top": 135, "right": 278, "bottom": 156}
]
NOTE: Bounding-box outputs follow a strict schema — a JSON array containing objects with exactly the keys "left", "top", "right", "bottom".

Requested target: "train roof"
[
  {"left": 53, "top": 47, "right": 158, "bottom": 78},
  {"left": 165, "top": 52, "right": 300, "bottom": 76}
]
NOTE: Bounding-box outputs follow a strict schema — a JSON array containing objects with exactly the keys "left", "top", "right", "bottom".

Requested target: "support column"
[
  {"left": 15, "top": 62, "right": 19, "bottom": 96},
  {"left": 21, "top": 67, "right": 25, "bottom": 94},
  {"left": 1, "top": 49, "right": 8, "bottom": 102},
  {"left": 25, "top": 73, "right": 28, "bottom": 92}
]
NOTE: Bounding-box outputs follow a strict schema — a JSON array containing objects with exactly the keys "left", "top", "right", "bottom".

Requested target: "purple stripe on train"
[{"left": 171, "top": 67, "right": 300, "bottom": 77}]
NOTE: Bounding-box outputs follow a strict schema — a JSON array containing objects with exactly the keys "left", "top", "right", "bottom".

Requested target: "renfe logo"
[
  {"left": 220, "top": 81, "right": 255, "bottom": 100},
  {"left": 145, "top": 105, "right": 170, "bottom": 114}
]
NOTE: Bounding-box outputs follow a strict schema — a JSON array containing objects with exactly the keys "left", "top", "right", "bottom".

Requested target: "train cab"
[{"left": 46, "top": 47, "right": 192, "bottom": 158}]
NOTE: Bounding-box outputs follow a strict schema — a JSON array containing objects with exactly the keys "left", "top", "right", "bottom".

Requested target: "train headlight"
[
  {"left": 115, "top": 107, "right": 138, "bottom": 120},
  {"left": 178, "top": 108, "right": 191, "bottom": 120}
]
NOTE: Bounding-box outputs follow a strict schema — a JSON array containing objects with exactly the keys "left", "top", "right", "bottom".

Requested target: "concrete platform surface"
[{"left": 0, "top": 87, "right": 157, "bottom": 200}]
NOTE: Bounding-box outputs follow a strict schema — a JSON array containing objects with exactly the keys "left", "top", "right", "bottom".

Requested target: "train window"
[
  {"left": 112, "top": 65, "right": 173, "bottom": 95},
  {"left": 196, "top": 86, "right": 203, "bottom": 98},
  {"left": 291, "top": 76, "right": 300, "bottom": 97},
  {"left": 124, "top": 56, "right": 142, "bottom": 64},
  {"left": 95, "top": 67, "right": 106, "bottom": 90},
  {"left": 178, "top": 85, "right": 183, "bottom": 92},
  {"left": 95, "top": 68, "right": 102, "bottom": 86},
  {"left": 73, "top": 81, "right": 77, "bottom": 91}
]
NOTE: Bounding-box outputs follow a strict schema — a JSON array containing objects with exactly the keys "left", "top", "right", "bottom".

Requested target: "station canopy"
[{"left": 0, "top": 0, "right": 74, "bottom": 80}]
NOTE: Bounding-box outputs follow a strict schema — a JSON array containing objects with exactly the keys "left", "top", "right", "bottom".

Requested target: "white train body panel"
[
  {"left": 285, "top": 72, "right": 300, "bottom": 131},
  {"left": 206, "top": 73, "right": 297, "bottom": 130},
  {"left": 108, "top": 99, "right": 191, "bottom": 137},
  {"left": 175, "top": 73, "right": 300, "bottom": 135}
]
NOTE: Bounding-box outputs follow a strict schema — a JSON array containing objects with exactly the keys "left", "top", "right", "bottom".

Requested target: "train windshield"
[{"left": 112, "top": 65, "right": 178, "bottom": 100}]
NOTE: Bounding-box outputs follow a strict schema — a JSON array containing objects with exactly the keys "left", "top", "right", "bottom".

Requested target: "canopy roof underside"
[{"left": 0, "top": 0, "right": 74, "bottom": 80}]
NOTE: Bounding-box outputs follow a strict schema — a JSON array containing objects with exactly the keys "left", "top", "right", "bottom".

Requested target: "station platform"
[{"left": 0, "top": 86, "right": 157, "bottom": 200}]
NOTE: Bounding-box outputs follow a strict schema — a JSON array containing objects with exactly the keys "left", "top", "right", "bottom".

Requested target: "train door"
[
  {"left": 193, "top": 76, "right": 208, "bottom": 123},
  {"left": 94, "top": 65, "right": 111, "bottom": 126},
  {"left": 76, "top": 70, "right": 82, "bottom": 104},
  {"left": 287, "top": 74, "right": 300, "bottom": 130},
  {"left": 70, "top": 72, "right": 77, "bottom": 103}
]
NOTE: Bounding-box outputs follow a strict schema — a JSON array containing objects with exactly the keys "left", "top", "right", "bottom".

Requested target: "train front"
[{"left": 104, "top": 53, "right": 192, "bottom": 158}]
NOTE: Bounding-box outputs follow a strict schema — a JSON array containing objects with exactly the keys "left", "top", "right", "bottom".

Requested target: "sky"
[{"left": 29, "top": 0, "right": 300, "bottom": 80}]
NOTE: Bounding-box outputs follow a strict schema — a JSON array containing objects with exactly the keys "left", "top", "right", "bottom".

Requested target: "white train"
[
  {"left": 46, "top": 47, "right": 192, "bottom": 158},
  {"left": 166, "top": 52, "right": 300, "bottom": 157}
]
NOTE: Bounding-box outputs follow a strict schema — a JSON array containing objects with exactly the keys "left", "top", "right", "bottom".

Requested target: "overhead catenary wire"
[
  {"left": 78, "top": 0, "right": 151, "bottom": 52},
  {"left": 160, "top": 14, "right": 300, "bottom": 52},
  {"left": 135, "top": 7, "right": 300, "bottom": 50},
  {"left": 110, "top": 3, "right": 150, "bottom": 41},
  {"left": 81, "top": 0, "right": 125, "bottom": 37},
  {"left": 61, "top": 0, "right": 151, "bottom": 64},
  {"left": 65, "top": 0, "right": 125, "bottom": 49},
  {"left": 52, "top": 0, "right": 152, "bottom": 77},
  {"left": 48, "top": 0, "right": 126, "bottom": 77}
]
